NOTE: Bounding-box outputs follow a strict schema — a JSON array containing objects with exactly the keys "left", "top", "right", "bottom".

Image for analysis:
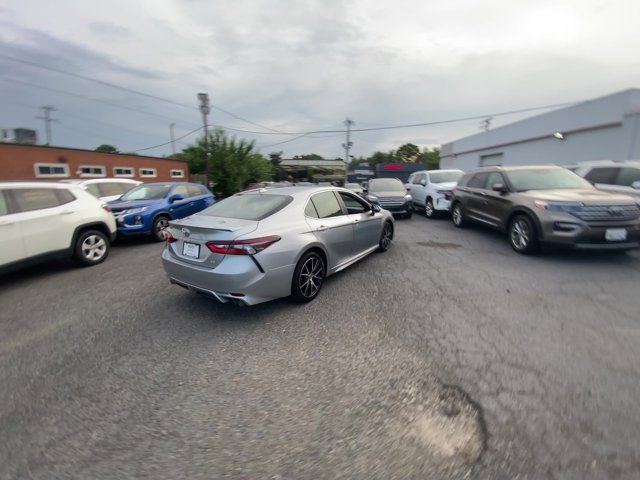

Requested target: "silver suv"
[{"left": 571, "top": 160, "right": 640, "bottom": 198}]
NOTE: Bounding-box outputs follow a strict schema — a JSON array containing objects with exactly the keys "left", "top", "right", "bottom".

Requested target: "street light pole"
[{"left": 197, "top": 93, "right": 211, "bottom": 181}]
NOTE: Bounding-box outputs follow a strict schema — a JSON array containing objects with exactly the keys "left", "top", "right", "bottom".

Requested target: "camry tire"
[
  {"left": 509, "top": 214, "right": 539, "bottom": 254},
  {"left": 291, "top": 251, "right": 326, "bottom": 303},
  {"left": 74, "top": 230, "right": 109, "bottom": 266},
  {"left": 451, "top": 203, "right": 466, "bottom": 228},
  {"left": 152, "top": 216, "right": 170, "bottom": 242},
  {"left": 378, "top": 221, "right": 394, "bottom": 252}
]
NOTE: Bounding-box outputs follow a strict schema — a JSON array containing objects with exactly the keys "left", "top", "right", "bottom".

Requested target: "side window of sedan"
[
  {"left": 310, "top": 191, "right": 344, "bottom": 218},
  {"left": 338, "top": 192, "right": 369, "bottom": 214}
]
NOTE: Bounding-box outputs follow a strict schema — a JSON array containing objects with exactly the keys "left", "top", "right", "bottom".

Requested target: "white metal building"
[{"left": 440, "top": 89, "right": 640, "bottom": 171}]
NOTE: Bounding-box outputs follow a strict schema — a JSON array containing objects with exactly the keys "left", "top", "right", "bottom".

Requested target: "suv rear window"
[
  {"left": 200, "top": 194, "right": 292, "bottom": 220},
  {"left": 615, "top": 167, "right": 640, "bottom": 186},
  {"left": 584, "top": 167, "right": 618, "bottom": 184},
  {"left": 10, "top": 188, "right": 63, "bottom": 212}
]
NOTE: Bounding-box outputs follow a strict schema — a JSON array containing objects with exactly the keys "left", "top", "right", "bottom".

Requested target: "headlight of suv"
[
  {"left": 534, "top": 200, "right": 582, "bottom": 212},
  {"left": 123, "top": 206, "right": 149, "bottom": 215},
  {"left": 404, "top": 194, "right": 412, "bottom": 201}
]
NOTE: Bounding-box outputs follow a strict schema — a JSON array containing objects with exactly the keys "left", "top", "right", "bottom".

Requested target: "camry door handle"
[
  {"left": 316, "top": 225, "right": 328, "bottom": 231},
  {"left": 60, "top": 210, "right": 75, "bottom": 215}
]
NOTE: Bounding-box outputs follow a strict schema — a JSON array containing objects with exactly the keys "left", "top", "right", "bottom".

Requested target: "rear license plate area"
[{"left": 182, "top": 241, "right": 201, "bottom": 258}]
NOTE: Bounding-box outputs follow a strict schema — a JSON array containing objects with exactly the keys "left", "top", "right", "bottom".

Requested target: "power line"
[
  {"left": 133, "top": 126, "right": 203, "bottom": 153},
  {"left": 0, "top": 53, "right": 289, "bottom": 134}
]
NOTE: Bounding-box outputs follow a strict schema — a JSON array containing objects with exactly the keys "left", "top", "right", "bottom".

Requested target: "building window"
[
  {"left": 140, "top": 168, "right": 157, "bottom": 178},
  {"left": 34, "top": 163, "right": 70, "bottom": 178},
  {"left": 170, "top": 169, "right": 185, "bottom": 178},
  {"left": 78, "top": 165, "right": 106, "bottom": 177},
  {"left": 479, "top": 153, "right": 504, "bottom": 167},
  {"left": 114, "top": 166, "right": 135, "bottom": 177}
]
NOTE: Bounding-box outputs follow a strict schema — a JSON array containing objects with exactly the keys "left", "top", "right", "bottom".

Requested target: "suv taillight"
[{"left": 206, "top": 236, "right": 281, "bottom": 255}]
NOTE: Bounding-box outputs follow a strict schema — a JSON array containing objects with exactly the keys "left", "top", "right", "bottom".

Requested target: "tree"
[
  {"left": 396, "top": 143, "right": 420, "bottom": 162},
  {"left": 366, "top": 151, "right": 396, "bottom": 166},
  {"left": 419, "top": 147, "right": 440, "bottom": 170},
  {"left": 94, "top": 144, "right": 118, "bottom": 153},
  {"left": 269, "top": 151, "right": 286, "bottom": 181},
  {"left": 180, "top": 128, "right": 273, "bottom": 196},
  {"left": 294, "top": 153, "right": 324, "bottom": 160}
]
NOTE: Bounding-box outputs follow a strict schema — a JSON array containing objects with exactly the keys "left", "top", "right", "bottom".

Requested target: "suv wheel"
[
  {"left": 425, "top": 198, "right": 436, "bottom": 218},
  {"left": 451, "top": 203, "right": 466, "bottom": 228},
  {"left": 74, "top": 230, "right": 109, "bottom": 266},
  {"left": 509, "top": 215, "right": 538, "bottom": 254},
  {"left": 291, "top": 251, "right": 326, "bottom": 303},
  {"left": 152, "top": 216, "right": 170, "bottom": 242}
]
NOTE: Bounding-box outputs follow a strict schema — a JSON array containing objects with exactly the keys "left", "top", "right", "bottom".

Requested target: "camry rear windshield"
[
  {"left": 200, "top": 194, "right": 292, "bottom": 220},
  {"left": 506, "top": 169, "right": 592, "bottom": 191}
]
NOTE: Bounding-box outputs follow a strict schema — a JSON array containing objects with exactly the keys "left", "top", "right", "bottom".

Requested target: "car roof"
[
  {"left": 0, "top": 181, "right": 83, "bottom": 189},
  {"left": 470, "top": 165, "right": 564, "bottom": 173},
  {"left": 240, "top": 186, "right": 348, "bottom": 197},
  {"left": 60, "top": 178, "right": 141, "bottom": 185},
  {"left": 139, "top": 181, "right": 198, "bottom": 186}
]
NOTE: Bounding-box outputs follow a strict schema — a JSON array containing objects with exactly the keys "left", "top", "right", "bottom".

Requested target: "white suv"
[
  {"left": 405, "top": 169, "right": 464, "bottom": 218},
  {"left": 0, "top": 182, "right": 117, "bottom": 273},
  {"left": 60, "top": 178, "right": 141, "bottom": 202},
  {"left": 570, "top": 160, "right": 640, "bottom": 198}
]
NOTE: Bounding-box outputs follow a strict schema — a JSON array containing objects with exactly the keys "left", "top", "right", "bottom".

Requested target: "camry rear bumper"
[{"left": 161, "top": 248, "right": 295, "bottom": 305}]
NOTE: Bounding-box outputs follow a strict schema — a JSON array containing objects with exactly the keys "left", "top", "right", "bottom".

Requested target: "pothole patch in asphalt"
[{"left": 416, "top": 240, "right": 462, "bottom": 249}]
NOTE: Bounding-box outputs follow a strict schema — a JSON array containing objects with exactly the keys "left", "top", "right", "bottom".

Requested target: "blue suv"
[{"left": 108, "top": 182, "right": 216, "bottom": 241}]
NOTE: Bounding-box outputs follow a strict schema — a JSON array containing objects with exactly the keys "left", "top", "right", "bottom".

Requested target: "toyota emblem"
[{"left": 181, "top": 228, "right": 191, "bottom": 237}]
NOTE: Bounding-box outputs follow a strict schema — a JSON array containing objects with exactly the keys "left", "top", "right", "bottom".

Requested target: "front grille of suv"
[
  {"left": 378, "top": 197, "right": 405, "bottom": 208},
  {"left": 570, "top": 204, "right": 640, "bottom": 222}
]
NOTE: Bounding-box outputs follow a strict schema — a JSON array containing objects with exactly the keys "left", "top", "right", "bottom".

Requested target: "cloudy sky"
[{"left": 1, "top": 0, "right": 640, "bottom": 159}]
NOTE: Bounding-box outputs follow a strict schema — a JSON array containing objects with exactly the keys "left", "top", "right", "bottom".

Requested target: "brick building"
[{"left": 0, "top": 144, "right": 189, "bottom": 182}]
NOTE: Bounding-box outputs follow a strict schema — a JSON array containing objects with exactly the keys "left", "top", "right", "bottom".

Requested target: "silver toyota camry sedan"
[{"left": 161, "top": 186, "right": 394, "bottom": 305}]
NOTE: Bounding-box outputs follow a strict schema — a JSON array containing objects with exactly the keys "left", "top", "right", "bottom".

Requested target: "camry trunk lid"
[{"left": 167, "top": 215, "right": 259, "bottom": 268}]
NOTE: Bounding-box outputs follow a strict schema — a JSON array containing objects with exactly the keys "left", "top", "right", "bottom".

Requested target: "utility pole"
[
  {"left": 342, "top": 117, "right": 354, "bottom": 164},
  {"left": 197, "top": 93, "right": 211, "bottom": 181},
  {"left": 479, "top": 116, "right": 492, "bottom": 132},
  {"left": 169, "top": 123, "right": 176, "bottom": 155},
  {"left": 36, "top": 106, "right": 59, "bottom": 145}
]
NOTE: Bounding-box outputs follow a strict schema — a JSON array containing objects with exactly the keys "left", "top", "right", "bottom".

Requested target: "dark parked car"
[
  {"left": 365, "top": 178, "right": 413, "bottom": 218},
  {"left": 450, "top": 166, "right": 640, "bottom": 254}
]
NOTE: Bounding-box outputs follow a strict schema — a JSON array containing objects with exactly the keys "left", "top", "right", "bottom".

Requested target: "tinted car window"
[
  {"left": 55, "top": 189, "right": 76, "bottom": 205},
  {"left": 485, "top": 172, "right": 505, "bottom": 189},
  {"left": 121, "top": 184, "right": 171, "bottom": 201},
  {"left": 187, "top": 185, "right": 207, "bottom": 197},
  {"left": 98, "top": 182, "right": 126, "bottom": 197},
  {"left": 338, "top": 192, "right": 369, "bottom": 214},
  {"left": 430, "top": 171, "right": 464, "bottom": 183},
  {"left": 11, "top": 188, "right": 61, "bottom": 212},
  {"left": 171, "top": 185, "right": 189, "bottom": 197},
  {"left": 412, "top": 173, "right": 424, "bottom": 185},
  {"left": 467, "top": 173, "right": 490, "bottom": 188},
  {"left": 368, "top": 179, "right": 406, "bottom": 193},
  {"left": 0, "top": 191, "right": 7, "bottom": 216},
  {"left": 304, "top": 200, "right": 319, "bottom": 218},
  {"left": 86, "top": 184, "right": 101, "bottom": 197},
  {"left": 615, "top": 167, "right": 640, "bottom": 186},
  {"left": 584, "top": 167, "right": 618, "bottom": 184},
  {"left": 201, "top": 194, "right": 292, "bottom": 220},
  {"left": 311, "top": 191, "right": 344, "bottom": 218}
]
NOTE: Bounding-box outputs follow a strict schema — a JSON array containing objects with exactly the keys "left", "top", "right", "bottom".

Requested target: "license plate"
[
  {"left": 605, "top": 228, "right": 627, "bottom": 241},
  {"left": 182, "top": 242, "right": 200, "bottom": 258}
]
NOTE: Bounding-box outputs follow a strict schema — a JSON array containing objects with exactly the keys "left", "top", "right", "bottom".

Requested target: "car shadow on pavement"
[{"left": 0, "top": 258, "right": 77, "bottom": 288}]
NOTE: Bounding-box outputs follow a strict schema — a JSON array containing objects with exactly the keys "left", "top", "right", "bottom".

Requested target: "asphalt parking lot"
[{"left": 1, "top": 215, "right": 639, "bottom": 480}]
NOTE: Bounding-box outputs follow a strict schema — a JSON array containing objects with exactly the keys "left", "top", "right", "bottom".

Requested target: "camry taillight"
[
  {"left": 166, "top": 231, "right": 177, "bottom": 243},
  {"left": 206, "top": 236, "right": 281, "bottom": 255}
]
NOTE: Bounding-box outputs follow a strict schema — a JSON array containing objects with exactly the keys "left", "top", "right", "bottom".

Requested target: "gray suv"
[{"left": 450, "top": 166, "right": 640, "bottom": 253}]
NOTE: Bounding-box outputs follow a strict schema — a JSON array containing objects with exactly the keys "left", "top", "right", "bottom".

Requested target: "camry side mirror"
[
  {"left": 492, "top": 183, "right": 508, "bottom": 194},
  {"left": 371, "top": 204, "right": 382, "bottom": 215},
  {"left": 632, "top": 181, "right": 640, "bottom": 190}
]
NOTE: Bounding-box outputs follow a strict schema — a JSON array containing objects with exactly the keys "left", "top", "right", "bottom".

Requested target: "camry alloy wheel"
[
  {"left": 81, "top": 235, "right": 107, "bottom": 261},
  {"left": 381, "top": 223, "right": 393, "bottom": 249},
  {"left": 511, "top": 219, "right": 530, "bottom": 250},
  {"left": 299, "top": 256, "right": 324, "bottom": 298}
]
